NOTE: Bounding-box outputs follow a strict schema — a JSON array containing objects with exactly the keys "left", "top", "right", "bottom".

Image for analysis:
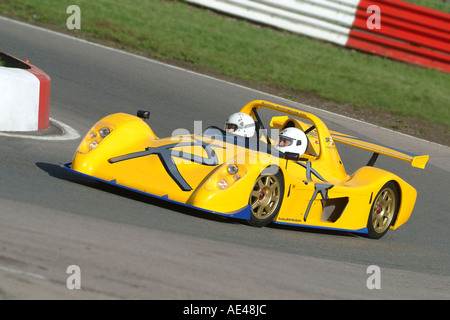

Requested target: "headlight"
[
  {"left": 89, "top": 140, "right": 99, "bottom": 150},
  {"left": 227, "top": 164, "right": 239, "bottom": 175},
  {"left": 217, "top": 179, "right": 228, "bottom": 190},
  {"left": 205, "top": 162, "right": 248, "bottom": 192},
  {"left": 99, "top": 127, "right": 111, "bottom": 138},
  {"left": 78, "top": 123, "right": 114, "bottom": 153}
]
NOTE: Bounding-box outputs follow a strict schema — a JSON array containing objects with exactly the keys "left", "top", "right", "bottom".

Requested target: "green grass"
[
  {"left": 404, "top": 0, "right": 450, "bottom": 12},
  {"left": 0, "top": 0, "right": 448, "bottom": 128}
]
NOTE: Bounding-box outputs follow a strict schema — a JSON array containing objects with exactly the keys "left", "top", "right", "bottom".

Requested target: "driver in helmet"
[
  {"left": 274, "top": 127, "right": 308, "bottom": 156},
  {"left": 224, "top": 112, "right": 256, "bottom": 138}
]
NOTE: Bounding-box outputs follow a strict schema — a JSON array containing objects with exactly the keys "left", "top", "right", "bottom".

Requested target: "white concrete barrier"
[
  {"left": 184, "top": 0, "right": 359, "bottom": 45},
  {"left": 0, "top": 52, "right": 50, "bottom": 132}
]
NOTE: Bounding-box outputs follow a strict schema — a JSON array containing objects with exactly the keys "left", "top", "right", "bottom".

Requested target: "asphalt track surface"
[{"left": 0, "top": 17, "right": 449, "bottom": 300}]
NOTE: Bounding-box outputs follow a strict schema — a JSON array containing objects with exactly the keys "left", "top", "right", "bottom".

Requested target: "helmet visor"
[
  {"left": 225, "top": 123, "right": 238, "bottom": 132},
  {"left": 277, "top": 136, "right": 294, "bottom": 147}
]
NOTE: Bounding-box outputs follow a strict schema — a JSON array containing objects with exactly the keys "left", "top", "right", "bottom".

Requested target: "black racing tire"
[
  {"left": 366, "top": 181, "right": 399, "bottom": 239},
  {"left": 248, "top": 166, "right": 284, "bottom": 228}
]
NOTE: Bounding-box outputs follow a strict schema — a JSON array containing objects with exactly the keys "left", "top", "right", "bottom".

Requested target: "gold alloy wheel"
[
  {"left": 371, "top": 187, "right": 396, "bottom": 234},
  {"left": 250, "top": 175, "right": 281, "bottom": 220}
]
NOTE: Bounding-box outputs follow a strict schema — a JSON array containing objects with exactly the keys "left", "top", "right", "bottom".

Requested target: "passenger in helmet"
[
  {"left": 275, "top": 127, "right": 308, "bottom": 156},
  {"left": 224, "top": 112, "right": 256, "bottom": 138}
]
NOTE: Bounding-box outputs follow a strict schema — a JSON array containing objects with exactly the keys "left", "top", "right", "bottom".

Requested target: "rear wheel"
[
  {"left": 367, "top": 181, "right": 399, "bottom": 239},
  {"left": 248, "top": 167, "right": 284, "bottom": 227}
]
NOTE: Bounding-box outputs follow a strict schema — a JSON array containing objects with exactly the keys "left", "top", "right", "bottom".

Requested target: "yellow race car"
[{"left": 63, "top": 100, "right": 429, "bottom": 239}]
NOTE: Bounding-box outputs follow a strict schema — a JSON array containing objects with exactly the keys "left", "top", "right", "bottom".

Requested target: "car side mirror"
[
  {"left": 137, "top": 110, "right": 150, "bottom": 120},
  {"left": 284, "top": 152, "right": 300, "bottom": 161}
]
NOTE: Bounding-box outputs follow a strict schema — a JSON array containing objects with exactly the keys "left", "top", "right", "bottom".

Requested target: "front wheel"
[
  {"left": 248, "top": 167, "right": 284, "bottom": 227},
  {"left": 366, "top": 181, "right": 399, "bottom": 239}
]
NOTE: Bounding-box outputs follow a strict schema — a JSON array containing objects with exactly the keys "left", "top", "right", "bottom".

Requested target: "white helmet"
[
  {"left": 275, "top": 127, "right": 308, "bottom": 156},
  {"left": 224, "top": 112, "right": 255, "bottom": 137}
]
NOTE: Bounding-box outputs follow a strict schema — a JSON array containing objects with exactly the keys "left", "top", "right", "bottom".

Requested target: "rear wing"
[{"left": 330, "top": 131, "right": 429, "bottom": 169}]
